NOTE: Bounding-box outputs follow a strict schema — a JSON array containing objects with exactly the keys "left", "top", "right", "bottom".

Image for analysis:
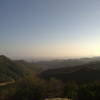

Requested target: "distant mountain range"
[
  {"left": 35, "top": 56, "right": 100, "bottom": 70},
  {"left": 40, "top": 61, "right": 100, "bottom": 83},
  {"left": 1, "top": 55, "right": 100, "bottom": 83}
]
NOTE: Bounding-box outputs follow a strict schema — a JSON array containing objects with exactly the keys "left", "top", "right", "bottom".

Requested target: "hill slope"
[
  {"left": 40, "top": 61, "right": 100, "bottom": 83},
  {"left": 14, "top": 60, "right": 43, "bottom": 75},
  {"left": 0, "top": 55, "right": 23, "bottom": 82},
  {"left": 35, "top": 57, "right": 100, "bottom": 70},
  {"left": 0, "top": 55, "right": 42, "bottom": 82}
]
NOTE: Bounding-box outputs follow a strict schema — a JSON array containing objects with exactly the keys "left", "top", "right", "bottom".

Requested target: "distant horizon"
[{"left": 1, "top": 54, "right": 100, "bottom": 62}]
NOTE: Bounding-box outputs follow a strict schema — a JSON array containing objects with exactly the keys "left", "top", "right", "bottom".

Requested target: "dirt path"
[{"left": 0, "top": 80, "right": 15, "bottom": 86}]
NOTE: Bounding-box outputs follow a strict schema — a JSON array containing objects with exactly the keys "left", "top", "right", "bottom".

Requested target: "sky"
[{"left": 0, "top": 0, "right": 100, "bottom": 59}]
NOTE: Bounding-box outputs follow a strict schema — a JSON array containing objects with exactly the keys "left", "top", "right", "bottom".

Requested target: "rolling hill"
[
  {"left": 14, "top": 60, "right": 43, "bottom": 74},
  {"left": 34, "top": 57, "right": 100, "bottom": 70},
  {"left": 0, "top": 55, "right": 42, "bottom": 82},
  {"left": 40, "top": 61, "right": 100, "bottom": 83},
  {"left": 0, "top": 55, "right": 23, "bottom": 82}
]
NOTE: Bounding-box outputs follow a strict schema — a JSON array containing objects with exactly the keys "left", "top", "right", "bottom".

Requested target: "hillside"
[
  {"left": 40, "top": 61, "right": 100, "bottom": 83},
  {"left": 0, "top": 55, "right": 23, "bottom": 82},
  {"left": 35, "top": 57, "right": 100, "bottom": 70},
  {"left": 0, "top": 55, "right": 42, "bottom": 82},
  {"left": 14, "top": 60, "right": 43, "bottom": 74}
]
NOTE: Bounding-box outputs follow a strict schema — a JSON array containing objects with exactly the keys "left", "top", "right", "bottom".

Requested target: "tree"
[
  {"left": 42, "top": 78, "right": 64, "bottom": 98},
  {"left": 10, "top": 75, "right": 44, "bottom": 100},
  {"left": 76, "top": 82, "right": 100, "bottom": 100},
  {"left": 63, "top": 81, "right": 78, "bottom": 99}
]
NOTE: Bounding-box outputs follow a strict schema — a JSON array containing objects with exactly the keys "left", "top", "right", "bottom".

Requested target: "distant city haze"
[{"left": 0, "top": 0, "right": 100, "bottom": 59}]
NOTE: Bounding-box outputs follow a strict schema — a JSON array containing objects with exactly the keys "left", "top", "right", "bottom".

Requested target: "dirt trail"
[{"left": 0, "top": 80, "right": 15, "bottom": 86}]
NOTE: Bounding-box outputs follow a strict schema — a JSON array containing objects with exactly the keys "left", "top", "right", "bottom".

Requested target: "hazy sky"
[{"left": 0, "top": 0, "right": 100, "bottom": 59}]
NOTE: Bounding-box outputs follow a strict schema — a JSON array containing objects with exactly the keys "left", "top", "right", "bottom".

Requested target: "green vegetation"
[
  {"left": 0, "top": 55, "right": 23, "bottom": 82},
  {"left": 0, "top": 55, "right": 100, "bottom": 100},
  {"left": 0, "top": 76, "right": 100, "bottom": 100},
  {"left": 0, "top": 55, "right": 42, "bottom": 82}
]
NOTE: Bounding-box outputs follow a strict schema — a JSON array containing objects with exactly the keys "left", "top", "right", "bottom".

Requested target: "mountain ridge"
[{"left": 40, "top": 61, "right": 100, "bottom": 83}]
